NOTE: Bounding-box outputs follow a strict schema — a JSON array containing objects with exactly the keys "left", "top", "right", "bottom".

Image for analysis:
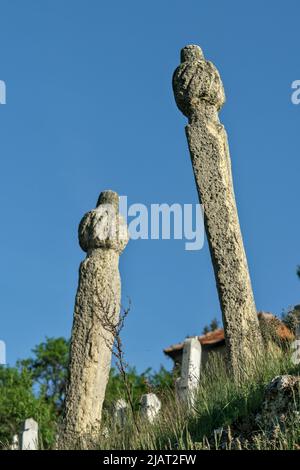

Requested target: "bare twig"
[{"left": 96, "top": 288, "right": 139, "bottom": 432}]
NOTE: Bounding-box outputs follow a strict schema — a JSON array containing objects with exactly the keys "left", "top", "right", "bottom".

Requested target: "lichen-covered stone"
[
  {"left": 256, "top": 375, "right": 300, "bottom": 428},
  {"left": 173, "top": 45, "right": 225, "bottom": 119},
  {"left": 173, "top": 45, "right": 262, "bottom": 382},
  {"left": 59, "top": 191, "right": 128, "bottom": 448}
]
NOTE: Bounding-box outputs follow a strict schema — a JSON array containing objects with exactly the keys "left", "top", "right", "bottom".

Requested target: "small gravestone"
[
  {"left": 0, "top": 340, "right": 6, "bottom": 365},
  {"left": 20, "top": 418, "right": 38, "bottom": 450},
  {"left": 140, "top": 393, "right": 161, "bottom": 423},
  {"left": 113, "top": 399, "right": 128, "bottom": 428},
  {"left": 291, "top": 323, "right": 300, "bottom": 365},
  {"left": 10, "top": 434, "right": 19, "bottom": 450},
  {"left": 175, "top": 337, "right": 201, "bottom": 409}
]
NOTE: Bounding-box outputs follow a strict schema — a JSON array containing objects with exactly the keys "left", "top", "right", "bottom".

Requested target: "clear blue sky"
[{"left": 0, "top": 1, "right": 299, "bottom": 373}]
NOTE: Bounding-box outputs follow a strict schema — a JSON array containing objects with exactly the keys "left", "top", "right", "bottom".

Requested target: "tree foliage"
[
  {"left": 17, "top": 337, "right": 69, "bottom": 413},
  {"left": 202, "top": 317, "right": 220, "bottom": 335},
  {"left": 282, "top": 306, "right": 300, "bottom": 334},
  {"left": 0, "top": 366, "right": 56, "bottom": 448},
  {"left": 0, "top": 336, "right": 173, "bottom": 447}
]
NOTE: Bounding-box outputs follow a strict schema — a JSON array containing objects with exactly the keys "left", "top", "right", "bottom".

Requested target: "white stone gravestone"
[
  {"left": 20, "top": 418, "right": 38, "bottom": 450},
  {"left": 140, "top": 393, "right": 161, "bottom": 423},
  {"left": 113, "top": 399, "right": 128, "bottom": 428},
  {"left": 291, "top": 323, "right": 300, "bottom": 365},
  {"left": 10, "top": 434, "right": 19, "bottom": 450},
  {"left": 175, "top": 337, "right": 201, "bottom": 409}
]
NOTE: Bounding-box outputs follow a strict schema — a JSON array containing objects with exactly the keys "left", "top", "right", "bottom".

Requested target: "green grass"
[{"left": 82, "top": 346, "right": 300, "bottom": 450}]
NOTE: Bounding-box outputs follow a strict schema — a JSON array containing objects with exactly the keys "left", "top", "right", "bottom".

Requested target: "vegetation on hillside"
[
  {"left": 1, "top": 333, "right": 299, "bottom": 450},
  {"left": 0, "top": 337, "right": 173, "bottom": 449},
  {"left": 1, "top": 266, "right": 299, "bottom": 450},
  {"left": 95, "top": 347, "right": 300, "bottom": 450}
]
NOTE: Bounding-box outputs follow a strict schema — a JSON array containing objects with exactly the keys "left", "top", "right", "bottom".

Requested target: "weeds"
[{"left": 82, "top": 346, "right": 300, "bottom": 450}]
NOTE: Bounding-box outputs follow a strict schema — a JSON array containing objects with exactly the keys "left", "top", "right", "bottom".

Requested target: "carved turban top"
[
  {"left": 173, "top": 45, "right": 225, "bottom": 118},
  {"left": 78, "top": 190, "right": 129, "bottom": 253}
]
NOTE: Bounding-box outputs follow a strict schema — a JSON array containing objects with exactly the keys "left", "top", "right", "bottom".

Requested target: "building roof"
[{"left": 163, "top": 312, "right": 294, "bottom": 360}]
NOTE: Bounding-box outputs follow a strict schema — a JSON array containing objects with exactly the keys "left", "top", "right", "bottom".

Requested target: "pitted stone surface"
[
  {"left": 173, "top": 45, "right": 225, "bottom": 119},
  {"left": 173, "top": 45, "right": 262, "bottom": 382},
  {"left": 79, "top": 207, "right": 128, "bottom": 253},
  {"left": 60, "top": 190, "right": 128, "bottom": 447},
  {"left": 256, "top": 375, "right": 300, "bottom": 428}
]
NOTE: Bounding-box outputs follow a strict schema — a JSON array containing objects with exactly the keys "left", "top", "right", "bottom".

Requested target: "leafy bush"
[
  {"left": 0, "top": 366, "right": 57, "bottom": 448},
  {"left": 0, "top": 337, "right": 174, "bottom": 448},
  {"left": 17, "top": 336, "right": 69, "bottom": 413},
  {"left": 282, "top": 306, "right": 300, "bottom": 334},
  {"left": 2, "top": 335, "right": 299, "bottom": 450}
]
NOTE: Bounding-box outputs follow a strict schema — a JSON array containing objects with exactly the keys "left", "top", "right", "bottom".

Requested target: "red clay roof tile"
[{"left": 163, "top": 312, "right": 293, "bottom": 356}]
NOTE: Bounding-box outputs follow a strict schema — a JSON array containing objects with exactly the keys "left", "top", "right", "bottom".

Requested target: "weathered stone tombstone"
[
  {"left": 256, "top": 375, "right": 300, "bottom": 430},
  {"left": 140, "top": 393, "right": 161, "bottom": 423},
  {"left": 0, "top": 340, "right": 6, "bottom": 365},
  {"left": 175, "top": 337, "right": 201, "bottom": 408},
  {"left": 0, "top": 80, "right": 6, "bottom": 105},
  {"left": 20, "top": 418, "right": 38, "bottom": 450},
  {"left": 59, "top": 190, "right": 129, "bottom": 448},
  {"left": 10, "top": 434, "right": 19, "bottom": 450},
  {"left": 173, "top": 45, "right": 263, "bottom": 382},
  {"left": 291, "top": 322, "right": 300, "bottom": 365},
  {"left": 113, "top": 399, "right": 128, "bottom": 428}
]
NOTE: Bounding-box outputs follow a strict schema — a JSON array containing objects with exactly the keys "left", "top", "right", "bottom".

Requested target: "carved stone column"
[
  {"left": 60, "top": 190, "right": 128, "bottom": 447},
  {"left": 173, "top": 45, "right": 262, "bottom": 382}
]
